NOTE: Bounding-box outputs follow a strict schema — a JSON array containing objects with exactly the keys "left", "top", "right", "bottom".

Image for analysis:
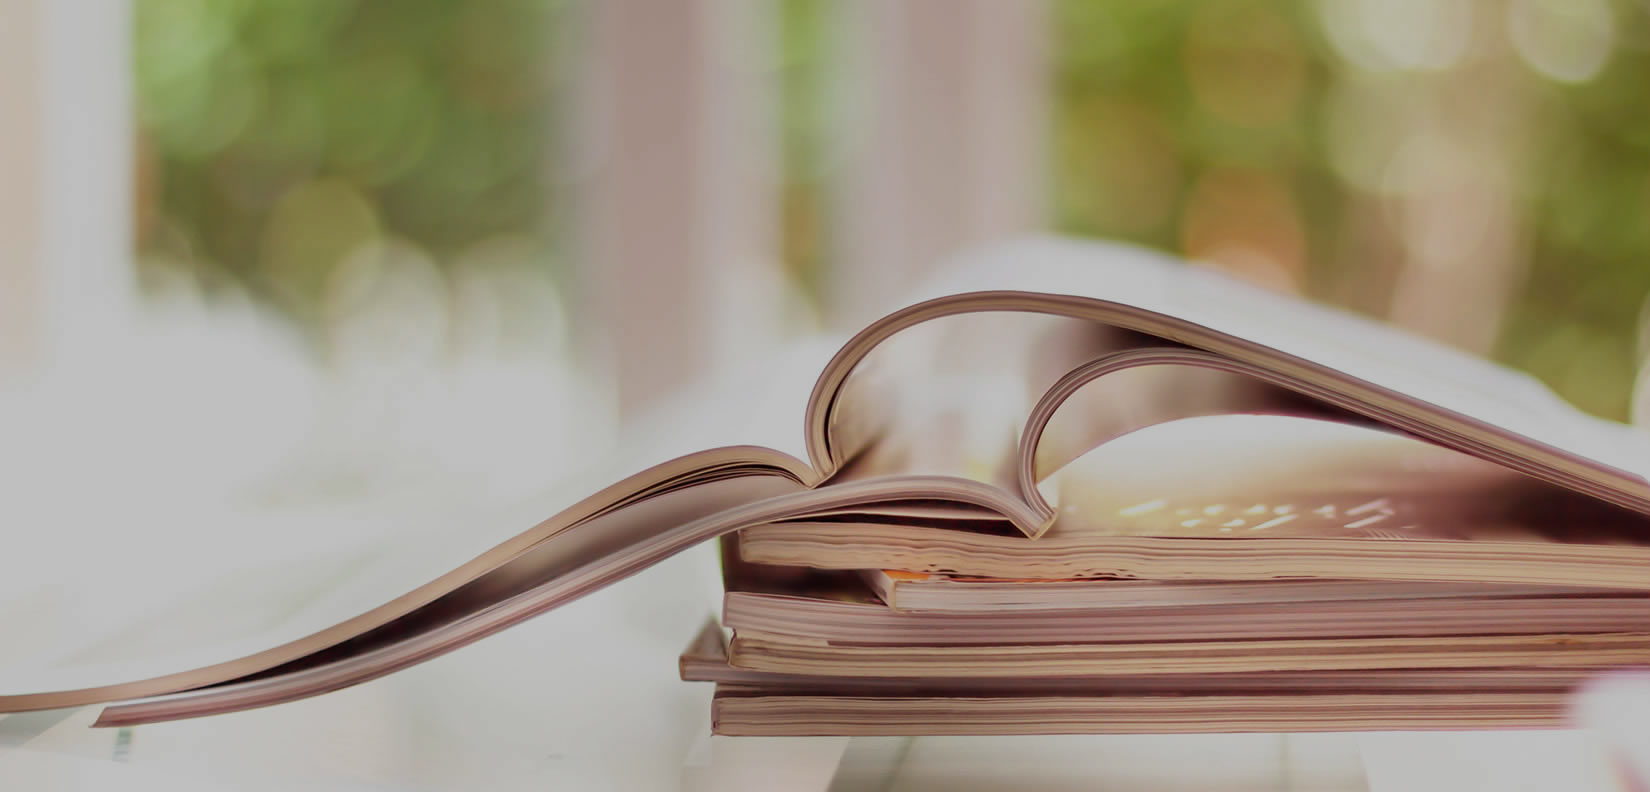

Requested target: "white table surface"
[{"left": 0, "top": 548, "right": 855, "bottom": 791}]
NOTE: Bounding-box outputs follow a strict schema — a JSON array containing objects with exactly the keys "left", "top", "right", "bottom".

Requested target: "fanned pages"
[
  {"left": 709, "top": 691, "right": 1571, "bottom": 736},
  {"left": 677, "top": 622, "right": 1582, "bottom": 736}
]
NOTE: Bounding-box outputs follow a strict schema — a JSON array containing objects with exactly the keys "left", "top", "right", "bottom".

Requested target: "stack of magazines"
[
  {"left": 6, "top": 238, "right": 1650, "bottom": 735},
  {"left": 693, "top": 550, "right": 1650, "bottom": 735}
]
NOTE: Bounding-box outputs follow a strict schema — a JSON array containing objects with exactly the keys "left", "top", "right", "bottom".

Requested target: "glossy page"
[{"left": 808, "top": 237, "right": 1650, "bottom": 512}]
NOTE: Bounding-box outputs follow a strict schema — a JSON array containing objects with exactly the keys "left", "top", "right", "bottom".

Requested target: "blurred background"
[
  {"left": 6, "top": 0, "right": 1649, "bottom": 570},
  {"left": 3, "top": 0, "right": 1650, "bottom": 574},
  {"left": 115, "top": 0, "right": 1650, "bottom": 416},
  {"left": 2, "top": 2, "right": 1649, "bottom": 782},
  {"left": 0, "top": 0, "right": 1646, "bottom": 553}
]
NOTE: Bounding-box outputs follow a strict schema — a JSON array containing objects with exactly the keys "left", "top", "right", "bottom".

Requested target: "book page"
[
  {"left": 949, "top": 237, "right": 1649, "bottom": 481},
  {"left": 832, "top": 312, "right": 1262, "bottom": 492},
  {"left": 1047, "top": 413, "right": 1648, "bottom": 544},
  {"left": 818, "top": 236, "right": 1649, "bottom": 502}
]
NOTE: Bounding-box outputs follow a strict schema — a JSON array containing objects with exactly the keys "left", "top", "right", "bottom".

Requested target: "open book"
[{"left": 6, "top": 237, "right": 1650, "bottom": 729}]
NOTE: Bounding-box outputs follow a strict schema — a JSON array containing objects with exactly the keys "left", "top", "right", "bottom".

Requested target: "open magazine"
[{"left": 6, "top": 236, "right": 1650, "bottom": 730}]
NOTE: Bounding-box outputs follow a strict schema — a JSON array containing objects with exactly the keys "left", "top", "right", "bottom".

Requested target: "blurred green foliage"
[
  {"left": 777, "top": 0, "right": 832, "bottom": 307},
  {"left": 136, "top": 0, "right": 1650, "bottom": 417},
  {"left": 135, "top": 0, "right": 562, "bottom": 324},
  {"left": 1502, "top": 4, "right": 1650, "bottom": 420},
  {"left": 1051, "top": 1, "right": 1336, "bottom": 255},
  {"left": 1049, "top": 0, "right": 1650, "bottom": 419}
]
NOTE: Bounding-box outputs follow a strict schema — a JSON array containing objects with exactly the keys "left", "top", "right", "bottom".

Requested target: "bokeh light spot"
[
  {"left": 1058, "top": 98, "right": 1183, "bottom": 236},
  {"left": 1180, "top": 167, "right": 1306, "bottom": 292},
  {"left": 1318, "top": 0, "right": 1474, "bottom": 72},
  {"left": 324, "top": 236, "right": 450, "bottom": 371},
  {"left": 261, "top": 180, "right": 382, "bottom": 310},
  {"left": 1184, "top": 3, "right": 1305, "bottom": 129},
  {"left": 1508, "top": 0, "right": 1615, "bottom": 84}
]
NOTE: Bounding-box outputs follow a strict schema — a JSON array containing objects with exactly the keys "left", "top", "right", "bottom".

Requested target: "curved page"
[
  {"left": 1013, "top": 347, "right": 1572, "bottom": 525},
  {"left": 804, "top": 237, "right": 1650, "bottom": 514},
  {"left": 0, "top": 334, "right": 840, "bottom": 710},
  {"left": 0, "top": 446, "right": 809, "bottom": 711},
  {"left": 95, "top": 475, "right": 1040, "bottom": 726}
]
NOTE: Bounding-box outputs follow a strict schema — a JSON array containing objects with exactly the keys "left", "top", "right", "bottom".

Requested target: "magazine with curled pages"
[{"left": 6, "top": 236, "right": 1650, "bottom": 734}]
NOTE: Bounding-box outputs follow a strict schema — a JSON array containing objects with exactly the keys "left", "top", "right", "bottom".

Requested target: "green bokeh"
[
  {"left": 1045, "top": 0, "right": 1650, "bottom": 419},
  {"left": 135, "top": 0, "right": 562, "bottom": 322},
  {"left": 137, "top": 0, "right": 1650, "bottom": 418}
]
